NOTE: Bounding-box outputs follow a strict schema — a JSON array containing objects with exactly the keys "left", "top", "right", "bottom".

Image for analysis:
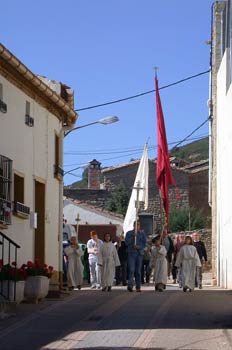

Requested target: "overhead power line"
[
  {"left": 64, "top": 131, "right": 209, "bottom": 173},
  {"left": 64, "top": 134, "right": 208, "bottom": 159},
  {"left": 75, "top": 69, "right": 210, "bottom": 112}
]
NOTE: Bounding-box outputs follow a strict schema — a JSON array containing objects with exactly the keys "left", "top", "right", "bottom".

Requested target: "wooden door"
[{"left": 34, "top": 180, "right": 45, "bottom": 263}]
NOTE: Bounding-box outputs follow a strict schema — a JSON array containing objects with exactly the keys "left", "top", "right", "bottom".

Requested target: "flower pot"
[
  {"left": 2, "top": 280, "right": 25, "bottom": 303},
  {"left": 24, "top": 276, "right": 49, "bottom": 303}
]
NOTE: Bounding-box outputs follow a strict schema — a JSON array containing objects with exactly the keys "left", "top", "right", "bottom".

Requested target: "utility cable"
[
  {"left": 75, "top": 69, "right": 210, "bottom": 112},
  {"left": 64, "top": 134, "right": 208, "bottom": 168}
]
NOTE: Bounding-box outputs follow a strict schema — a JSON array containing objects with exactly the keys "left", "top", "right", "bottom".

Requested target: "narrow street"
[{"left": 0, "top": 284, "right": 232, "bottom": 350}]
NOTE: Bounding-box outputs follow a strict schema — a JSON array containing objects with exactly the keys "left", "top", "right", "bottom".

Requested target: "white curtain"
[{"left": 123, "top": 143, "right": 149, "bottom": 234}]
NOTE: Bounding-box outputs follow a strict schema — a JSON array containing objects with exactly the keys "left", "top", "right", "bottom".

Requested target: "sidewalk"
[{"left": 0, "top": 289, "right": 74, "bottom": 331}]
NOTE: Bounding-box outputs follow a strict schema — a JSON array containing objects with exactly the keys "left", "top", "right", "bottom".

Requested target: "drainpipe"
[
  {"left": 58, "top": 123, "right": 74, "bottom": 289},
  {"left": 208, "top": 2, "right": 214, "bottom": 208}
]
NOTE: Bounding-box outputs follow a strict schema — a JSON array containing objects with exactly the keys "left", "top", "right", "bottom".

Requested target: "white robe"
[
  {"left": 98, "top": 242, "right": 120, "bottom": 287},
  {"left": 149, "top": 245, "right": 167, "bottom": 285},
  {"left": 175, "top": 244, "right": 201, "bottom": 290},
  {"left": 64, "top": 245, "right": 84, "bottom": 287}
]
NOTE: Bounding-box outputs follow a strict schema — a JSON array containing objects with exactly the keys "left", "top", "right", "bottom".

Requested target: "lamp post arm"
[{"left": 64, "top": 121, "right": 99, "bottom": 137}]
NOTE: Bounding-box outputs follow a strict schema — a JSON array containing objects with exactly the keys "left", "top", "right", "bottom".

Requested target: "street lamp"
[{"left": 64, "top": 116, "right": 119, "bottom": 137}]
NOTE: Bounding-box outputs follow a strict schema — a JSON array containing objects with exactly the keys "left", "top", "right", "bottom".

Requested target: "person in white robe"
[
  {"left": 149, "top": 235, "right": 167, "bottom": 292},
  {"left": 64, "top": 236, "right": 84, "bottom": 290},
  {"left": 98, "top": 233, "right": 120, "bottom": 291},
  {"left": 175, "top": 235, "right": 201, "bottom": 292},
  {"left": 87, "top": 231, "right": 103, "bottom": 289}
]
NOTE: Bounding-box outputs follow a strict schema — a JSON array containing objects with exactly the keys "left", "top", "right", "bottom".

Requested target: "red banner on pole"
[{"left": 155, "top": 77, "right": 175, "bottom": 223}]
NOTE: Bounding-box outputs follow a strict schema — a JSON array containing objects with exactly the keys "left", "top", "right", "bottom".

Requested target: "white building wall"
[
  {"left": 0, "top": 74, "right": 61, "bottom": 270},
  {"left": 216, "top": 49, "right": 232, "bottom": 288},
  {"left": 63, "top": 200, "right": 123, "bottom": 236}
]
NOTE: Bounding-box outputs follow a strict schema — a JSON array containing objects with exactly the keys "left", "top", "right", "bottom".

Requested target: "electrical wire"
[
  {"left": 64, "top": 134, "right": 208, "bottom": 168},
  {"left": 171, "top": 118, "right": 210, "bottom": 150},
  {"left": 75, "top": 69, "right": 210, "bottom": 112}
]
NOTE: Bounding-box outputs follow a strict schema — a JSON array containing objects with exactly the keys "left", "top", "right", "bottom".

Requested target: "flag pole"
[
  {"left": 134, "top": 180, "right": 142, "bottom": 246},
  {"left": 159, "top": 189, "right": 164, "bottom": 239}
]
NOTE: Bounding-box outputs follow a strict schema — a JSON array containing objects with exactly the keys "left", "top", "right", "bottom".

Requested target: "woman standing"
[
  {"left": 175, "top": 235, "right": 201, "bottom": 292},
  {"left": 64, "top": 236, "right": 84, "bottom": 290},
  {"left": 98, "top": 233, "right": 120, "bottom": 291}
]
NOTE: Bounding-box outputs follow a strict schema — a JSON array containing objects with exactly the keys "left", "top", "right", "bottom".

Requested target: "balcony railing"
[
  {"left": 14, "top": 201, "right": 30, "bottom": 219},
  {"left": 0, "top": 199, "right": 11, "bottom": 225},
  {"left": 0, "top": 231, "right": 21, "bottom": 302}
]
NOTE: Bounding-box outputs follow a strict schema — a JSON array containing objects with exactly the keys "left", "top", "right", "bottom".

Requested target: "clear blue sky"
[{"left": 1, "top": 0, "right": 214, "bottom": 185}]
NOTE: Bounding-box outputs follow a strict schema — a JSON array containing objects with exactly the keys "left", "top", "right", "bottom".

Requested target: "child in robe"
[
  {"left": 98, "top": 233, "right": 120, "bottom": 291},
  {"left": 64, "top": 236, "right": 84, "bottom": 290},
  {"left": 149, "top": 235, "right": 167, "bottom": 292},
  {"left": 175, "top": 235, "right": 201, "bottom": 292}
]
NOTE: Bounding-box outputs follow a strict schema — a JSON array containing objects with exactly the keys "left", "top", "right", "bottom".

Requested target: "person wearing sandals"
[
  {"left": 175, "top": 235, "right": 201, "bottom": 292},
  {"left": 98, "top": 233, "right": 120, "bottom": 292},
  {"left": 149, "top": 234, "right": 167, "bottom": 292}
]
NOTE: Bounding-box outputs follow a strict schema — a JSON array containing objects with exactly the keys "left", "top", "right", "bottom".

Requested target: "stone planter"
[
  {"left": 2, "top": 280, "right": 25, "bottom": 303},
  {"left": 24, "top": 276, "right": 49, "bottom": 303}
]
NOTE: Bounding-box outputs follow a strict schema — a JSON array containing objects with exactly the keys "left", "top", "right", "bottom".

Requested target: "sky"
[{"left": 1, "top": 0, "right": 214, "bottom": 185}]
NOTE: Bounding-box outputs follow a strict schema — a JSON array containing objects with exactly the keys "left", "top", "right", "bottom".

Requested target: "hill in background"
[
  {"left": 170, "top": 137, "right": 209, "bottom": 163},
  {"left": 67, "top": 137, "right": 209, "bottom": 188}
]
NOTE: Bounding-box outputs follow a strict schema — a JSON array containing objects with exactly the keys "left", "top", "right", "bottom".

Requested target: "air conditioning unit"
[
  {"left": 14, "top": 201, "right": 30, "bottom": 219},
  {"left": 0, "top": 100, "right": 7, "bottom": 113},
  {"left": 25, "top": 114, "right": 34, "bottom": 127}
]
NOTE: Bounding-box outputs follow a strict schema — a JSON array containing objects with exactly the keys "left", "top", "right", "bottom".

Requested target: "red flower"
[
  {"left": 27, "top": 261, "right": 34, "bottom": 267},
  {"left": 43, "top": 263, "right": 48, "bottom": 268},
  {"left": 48, "top": 266, "right": 54, "bottom": 272},
  {"left": 19, "top": 269, "right": 27, "bottom": 280},
  {"left": 11, "top": 261, "right": 17, "bottom": 266},
  {"left": 0, "top": 259, "right": 3, "bottom": 269},
  {"left": 35, "top": 258, "right": 40, "bottom": 264}
]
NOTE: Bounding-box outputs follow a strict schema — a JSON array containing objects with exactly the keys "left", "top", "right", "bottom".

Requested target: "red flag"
[{"left": 155, "top": 77, "right": 175, "bottom": 222}]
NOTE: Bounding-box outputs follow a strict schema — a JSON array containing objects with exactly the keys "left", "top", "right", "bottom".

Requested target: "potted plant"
[
  {"left": 24, "top": 259, "right": 53, "bottom": 303},
  {"left": 0, "top": 260, "right": 26, "bottom": 303}
]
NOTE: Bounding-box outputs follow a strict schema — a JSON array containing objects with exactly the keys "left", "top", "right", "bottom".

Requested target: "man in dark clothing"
[
  {"left": 192, "top": 231, "right": 207, "bottom": 289},
  {"left": 115, "top": 234, "right": 128, "bottom": 286},
  {"left": 162, "top": 229, "right": 174, "bottom": 279},
  {"left": 125, "top": 221, "right": 147, "bottom": 292}
]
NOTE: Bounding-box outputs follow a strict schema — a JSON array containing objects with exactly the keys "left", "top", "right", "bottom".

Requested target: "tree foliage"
[
  {"left": 169, "top": 205, "right": 208, "bottom": 232},
  {"left": 106, "top": 181, "right": 129, "bottom": 216}
]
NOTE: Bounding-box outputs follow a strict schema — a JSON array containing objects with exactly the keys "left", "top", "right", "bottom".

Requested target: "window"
[
  {"left": 25, "top": 101, "right": 34, "bottom": 126},
  {"left": 13, "top": 173, "right": 30, "bottom": 218},
  {"left": 14, "top": 174, "right": 24, "bottom": 204},
  {"left": 26, "top": 101, "right": 30, "bottom": 116},
  {"left": 0, "top": 155, "right": 12, "bottom": 225},
  {"left": 0, "top": 83, "right": 7, "bottom": 113}
]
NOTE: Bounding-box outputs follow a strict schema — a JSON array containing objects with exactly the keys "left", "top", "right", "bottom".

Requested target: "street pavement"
[{"left": 0, "top": 280, "right": 232, "bottom": 350}]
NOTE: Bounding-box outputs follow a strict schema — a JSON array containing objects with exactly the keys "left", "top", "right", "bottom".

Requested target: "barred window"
[{"left": 0, "top": 155, "right": 12, "bottom": 225}]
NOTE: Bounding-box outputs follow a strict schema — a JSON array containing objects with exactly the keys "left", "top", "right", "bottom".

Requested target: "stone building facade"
[{"left": 64, "top": 158, "right": 210, "bottom": 232}]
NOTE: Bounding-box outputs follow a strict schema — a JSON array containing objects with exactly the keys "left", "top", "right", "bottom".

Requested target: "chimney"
[{"left": 88, "top": 159, "right": 101, "bottom": 189}]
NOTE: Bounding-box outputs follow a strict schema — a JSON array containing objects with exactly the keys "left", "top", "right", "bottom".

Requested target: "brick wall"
[{"left": 103, "top": 161, "right": 190, "bottom": 227}]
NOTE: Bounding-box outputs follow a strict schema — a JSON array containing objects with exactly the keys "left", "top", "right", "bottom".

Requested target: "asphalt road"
[{"left": 0, "top": 284, "right": 232, "bottom": 350}]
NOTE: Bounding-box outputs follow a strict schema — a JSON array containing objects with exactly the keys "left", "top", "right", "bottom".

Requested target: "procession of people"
[{"left": 63, "top": 220, "right": 208, "bottom": 294}]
